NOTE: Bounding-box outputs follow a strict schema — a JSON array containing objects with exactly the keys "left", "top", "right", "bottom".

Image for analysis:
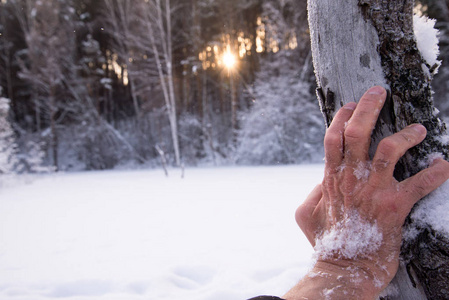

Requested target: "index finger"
[{"left": 324, "top": 102, "right": 357, "bottom": 174}]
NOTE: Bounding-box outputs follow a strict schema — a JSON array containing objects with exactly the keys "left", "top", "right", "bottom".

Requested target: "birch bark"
[
  {"left": 146, "top": 0, "right": 181, "bottom": 166},
  {"left": 308, "top": 1, "right": 449, "bottom": 298}
]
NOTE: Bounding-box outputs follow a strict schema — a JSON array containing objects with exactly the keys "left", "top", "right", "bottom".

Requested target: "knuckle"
[
  {"left": 420, "top": 171, "right": 436, "bottom": 188},
  {"left": 412, "top": 172, "right": 436, "bottom": 198},
  {"left": 412, "top": 184, "right": 427, "bottom": 199},
  {"left": 377, "top": 138, "right": 399, "bottom": 158},
  {"left": 344, "top": 125, "right": 364, "bottom": 141},
  {"left": 372, "top": 157, "right": 390, "bottom": 172},
  {"left": 324, "top": 131, "right": 342, "bottom": 149},
  {"left": 398, "top": 131, "right": 417, "bottom": 144}
]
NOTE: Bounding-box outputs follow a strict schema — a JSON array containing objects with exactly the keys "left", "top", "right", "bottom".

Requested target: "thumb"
[
  {"left": 400, "top": 159, "right": 449, "bottom": 209},
  {"left": 295, "top": 184, "right": 322, "bottom": 246}
]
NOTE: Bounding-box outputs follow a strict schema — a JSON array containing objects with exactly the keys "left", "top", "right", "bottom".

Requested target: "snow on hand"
[{"left": 314, "top": 210, "right": 382, "bottom": 260}]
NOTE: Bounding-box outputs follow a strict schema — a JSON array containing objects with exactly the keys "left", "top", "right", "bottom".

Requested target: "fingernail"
[
  {"left": 409, "top": 124, "right": 427, "bottom": 135},
  {"left": 367, "top": 86, "right": 385, "bottom": 95}
]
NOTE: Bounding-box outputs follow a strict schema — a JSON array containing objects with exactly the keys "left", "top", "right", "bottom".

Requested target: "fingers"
[
  {"left": 400, "top": 159, "right": 449, "bottom": 209},
  {"left": 370, "top": 124, "right": 427, "bottom": 185},
  {"left": 344, "top": 86, "right": 387, "bottom": 165},
  {"left": 324, "top": 102, "right": 356, "bottom": 173}
]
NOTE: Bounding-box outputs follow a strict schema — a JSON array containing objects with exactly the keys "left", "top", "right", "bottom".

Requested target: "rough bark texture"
[{"left": 308, "top": 0, "right": 449, "bottom": 299}]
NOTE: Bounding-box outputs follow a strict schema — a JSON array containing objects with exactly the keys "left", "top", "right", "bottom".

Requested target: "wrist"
[
  {"left": 312, "top": 260, "right": 381, "bottom": 298},
  {"left": 283, "top": 260, "right": 381, "bottom": 300}
]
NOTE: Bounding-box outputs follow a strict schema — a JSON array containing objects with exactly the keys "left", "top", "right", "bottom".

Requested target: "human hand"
[{"left": 294, "top": 86, "right": 449, "bottom": 296}]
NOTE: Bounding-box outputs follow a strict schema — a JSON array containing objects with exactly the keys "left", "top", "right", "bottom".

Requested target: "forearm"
[{"left": 283, "top": 261, "right": 380, "bottom": 300}]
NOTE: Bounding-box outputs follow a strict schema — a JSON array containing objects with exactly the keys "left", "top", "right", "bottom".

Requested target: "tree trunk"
[
  {"left": 230, "top": 70, "right": 238, "bottom": 144},
  {"left": 146, "top": 0, "right": 181, "bottom": 167},
  {"left": 114, "top": 0, "right": 141, "bottom": 118},
  {"left": 49, "top": 85, "right": 59, "bottom": 172},
  {"left": 308, "top": 1, "right": 449, "bottom": 299}
]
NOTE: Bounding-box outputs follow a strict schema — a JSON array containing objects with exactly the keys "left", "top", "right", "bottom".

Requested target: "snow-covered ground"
[{"left": 0, "top": 165, "right": 324, "bottom": 300}]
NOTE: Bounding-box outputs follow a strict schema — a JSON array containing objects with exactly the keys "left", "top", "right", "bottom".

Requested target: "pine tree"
[{"left": 237, "top": 51, "right": 324, "bottom": 165}]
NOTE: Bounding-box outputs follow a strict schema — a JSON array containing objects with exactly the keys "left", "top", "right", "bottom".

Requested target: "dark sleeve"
[{"left": 247, "top": 297, "right": 285, "bottom": 300}]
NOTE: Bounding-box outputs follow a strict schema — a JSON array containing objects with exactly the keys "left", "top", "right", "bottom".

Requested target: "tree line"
[{"left": 0, "top": 0, "right": 448, "bottom": 172}]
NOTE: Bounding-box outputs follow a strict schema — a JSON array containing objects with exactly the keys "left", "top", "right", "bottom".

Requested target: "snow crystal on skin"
[
  {"left": 308, "top": 271, "right": 326, "bottom": 278},
  {"left": 374, "top": 277, "right": 384, "bottom": 289},
  {"left": 336, "top": 164, "right": 346, "bottom": 173},
  {"left": 353, "top": 161, "right": 371, "bottom": 181},
  {"left": 414, "top": 15, "right": 441, "bottom": 70},
  {"left": 409, "top": 180, "right": 449, "bottom": 238},
  {"left": 323, "top": 286, "right": 340, "bottom": 300},
  {"left": 335, "top": 161, "right": 372, "bottom": 181},
  {"left": 314, "top": 211, "right": 383, "bottom": 260}
]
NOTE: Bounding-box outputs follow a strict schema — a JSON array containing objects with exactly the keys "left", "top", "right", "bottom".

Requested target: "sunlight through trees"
[{"left": 0, "top": 0, "right": 448, "bottom": 171}]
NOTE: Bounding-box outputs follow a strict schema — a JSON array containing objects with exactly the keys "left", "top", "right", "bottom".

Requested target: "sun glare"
[{"left": 222, "top": 50, "right": 236, "bottom": 70}]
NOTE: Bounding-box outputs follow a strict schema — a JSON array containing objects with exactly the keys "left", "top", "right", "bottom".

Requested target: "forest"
[{"left": 1, "top": 0, "right": 449, "bottom": 172}]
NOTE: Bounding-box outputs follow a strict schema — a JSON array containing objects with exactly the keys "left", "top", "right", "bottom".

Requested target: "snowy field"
[{"left": 0, "top": 165, "right": 324, "bottom": 300}]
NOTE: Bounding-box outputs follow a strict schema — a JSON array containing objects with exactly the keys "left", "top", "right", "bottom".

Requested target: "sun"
[{"left": 222, "top": 50, "right": 236, "bottom": 70}]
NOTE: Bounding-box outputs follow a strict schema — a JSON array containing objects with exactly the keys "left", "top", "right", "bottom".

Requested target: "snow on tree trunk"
[{"left": 308, "top": 0, "right": 449, "bottom": 299}]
